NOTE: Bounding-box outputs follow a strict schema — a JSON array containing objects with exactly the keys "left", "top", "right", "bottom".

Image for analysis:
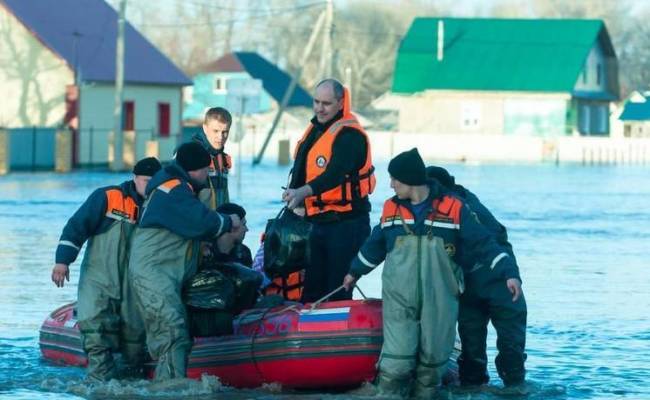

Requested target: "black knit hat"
[
  {"left": 388, "top": 148, "right": 426, "bottom": 186},
  {"left": 133, "top": 157, "right": 161, "bottom": 177},
  {"left": 425, "top": 165, "right": 455, "bottom": 188},
  {"left": 216, "top": 202, "right": 246, "bottom": 220},
  {"left": 175, "top": 142, "right": 211, "bottom": 172}
]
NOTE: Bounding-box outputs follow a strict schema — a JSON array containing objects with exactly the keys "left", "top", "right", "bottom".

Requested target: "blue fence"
[{"left": 9, "top": 127, "right": 56, "bottom": 171}]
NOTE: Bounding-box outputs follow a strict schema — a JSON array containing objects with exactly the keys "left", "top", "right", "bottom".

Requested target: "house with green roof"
[{"left": 389, "top": 17, "right": 619, "bottom": 136}]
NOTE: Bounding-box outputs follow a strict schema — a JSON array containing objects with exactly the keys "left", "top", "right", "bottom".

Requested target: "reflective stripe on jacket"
[
  {"left": 349, "top": 184, "right": 520, "bottom": 281},
  {"left": 56, "top": 181, "right": 141, "bottom": 265}
]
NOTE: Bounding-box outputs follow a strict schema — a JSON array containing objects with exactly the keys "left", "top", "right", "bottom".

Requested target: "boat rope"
[
  {"left": 305, "top": 284, "right": 346, "bottom": 312},
  {"left": 354, "top": 284, "right": 368, "bottom": 299}
]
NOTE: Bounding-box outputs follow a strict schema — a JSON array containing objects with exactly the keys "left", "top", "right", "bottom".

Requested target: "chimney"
[{"left": 437, "top": 20, "right": 444, "bottom": 61}]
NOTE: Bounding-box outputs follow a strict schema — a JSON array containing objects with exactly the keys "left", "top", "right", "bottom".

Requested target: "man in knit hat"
[
  {"left": 52, "top": 156, "right": 162, "bottom": 382},
  {"left": 426, "top": 165, "right": 527, "bottom": 389},
  {"left": 343, "top": 148, "right": 520, "bottom": 398},
  {"left": 128, "top": 142, "right": 241, "bottom": 380}
]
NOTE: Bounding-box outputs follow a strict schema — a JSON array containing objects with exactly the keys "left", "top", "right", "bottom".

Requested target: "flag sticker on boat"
[
  {"left": 298, "top": 307, "right": 350, "bottom": 332},
  {"left": 64, "top": 318, "right": 77, "bottom": 328}
]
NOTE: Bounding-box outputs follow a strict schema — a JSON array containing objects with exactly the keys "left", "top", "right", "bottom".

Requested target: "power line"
[
  {"left": 139, "top": 2, "right": 325, "bottom": 28},
  {"left": 178, "top": 0, "right": 326, "bottom": 13}
]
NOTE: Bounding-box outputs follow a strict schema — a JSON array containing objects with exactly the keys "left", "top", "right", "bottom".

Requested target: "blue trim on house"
[
  {"left": 620, "top": 99, "right": 650, "bottom": 121},
  {"left": 235, "top": 52, "right": 312, "bottom": 107},
  {"left": 572, "top": 90, "right": 617, "bottom": 101}
]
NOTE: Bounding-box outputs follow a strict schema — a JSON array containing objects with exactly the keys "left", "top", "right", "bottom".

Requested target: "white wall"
[
  {"left": 395, "top": 90, "right": 571, "bottom": 135},
  {"left": 0, "top": 8, "right": 72, "bottom": 127},
  {"left": 78, "top": 83, "right": 183, "bottom": 164},
  {"left": 240, "top": 127, "right": 650, "bottom": 165}
]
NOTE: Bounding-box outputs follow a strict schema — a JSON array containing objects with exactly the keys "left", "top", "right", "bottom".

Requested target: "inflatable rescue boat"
[{"left": 40, "top": 299, "right": 459, "bottom": 389}]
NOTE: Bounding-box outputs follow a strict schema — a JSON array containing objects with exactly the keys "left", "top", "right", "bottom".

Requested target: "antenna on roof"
[{"left": 437, "top": 20, "right": 444, "bottom": 62}]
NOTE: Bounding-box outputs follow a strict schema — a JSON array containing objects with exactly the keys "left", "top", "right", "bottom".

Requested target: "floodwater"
[{"left": 0, "top": 159, "right": 649, "bottom": 399}]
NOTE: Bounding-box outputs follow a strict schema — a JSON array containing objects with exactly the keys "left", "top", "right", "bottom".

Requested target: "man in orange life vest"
[
  {"left": 51, "top": 157, "right": 161, "bottom": 382},
  {"left": 193, "top": 107, "right": 232, "bottom": 209},
  {"left": 282, "top": 78, "right": 375, "bottom": 303}
]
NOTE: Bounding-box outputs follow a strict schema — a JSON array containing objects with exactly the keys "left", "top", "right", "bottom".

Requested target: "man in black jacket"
[
  {"left": 426, "top": 166, "right": 528, "bottom": 388},
  {"left": 193, "top": 107, "right": 233, "bottom": 209},
  {"left": 282, "top": 78, "right": 376, "bottom": 302}
]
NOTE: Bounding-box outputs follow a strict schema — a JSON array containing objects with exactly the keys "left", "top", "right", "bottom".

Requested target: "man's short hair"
[
  {"left": 216, "top": 202, "right": 246, "bottom": 220},
  {"left": 204, "top": 107, "right": 232, "bottom": 127},
  {"left": 316, "top": 78, "right": 344, "bottom": 101}
]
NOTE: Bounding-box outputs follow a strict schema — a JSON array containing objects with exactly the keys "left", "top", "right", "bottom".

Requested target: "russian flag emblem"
[{"left": 298, "top": 307, "right": 350, "bottom": 332}]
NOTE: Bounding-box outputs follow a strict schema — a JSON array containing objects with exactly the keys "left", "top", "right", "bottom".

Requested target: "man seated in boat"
[
  {"left": 202, "top": 202, "right": 252, "bottom": 266},
  {"left": 185, "top": 202, "right": 262, "bottom": 337}
]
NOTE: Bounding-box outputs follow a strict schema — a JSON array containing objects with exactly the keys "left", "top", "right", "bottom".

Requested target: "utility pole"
[
  {"left": 253, "top": 10, "right": 327, "bottom": 165},
  {"left": 111, "top": 0, "right": 126, "bottom": 171},
  {"left": 318, "top": 0, "right": 334, "bottom": 78}
]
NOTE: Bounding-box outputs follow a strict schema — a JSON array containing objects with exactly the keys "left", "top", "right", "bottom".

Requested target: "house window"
[
  {"left": 596, "top": 63, "right": 602, "bottom": 85},
  {"left": 596, "top": 105, "right": 608, "bottom": 134},
  {"left": 158, "top": 103, "right": 170, "bottom": 137},
  {"left": 184, "top": 86, "right": 194, "bottom": 103},
  {"left": 582, "top": 68, "right": 588, "bottom": 84},
  {"left": 213, "top": 77, "right": 227, "bottom": 94},
  {"left": 624, "top": 124, "right": 631, "bottom": 138},
  {"left": 122, "top": 101, "right": 134, "bottom": 131},
  {"left": 461, "top": 101, "right": 481, "bottom": 130},
  {"left": 579, "top": 104, "right": 590, "bottom": 134}
]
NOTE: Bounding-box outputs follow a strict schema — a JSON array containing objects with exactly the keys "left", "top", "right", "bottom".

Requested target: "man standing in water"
[
  {"left": 426, "top": 165, "right": 527, "bottom": 390},
  {"left": 51, "top": 157, "right": 161, "bottom": 382},
  {"left": 128, "top": 142, "right": 240, "bottom": 380},
  {"left": 343, "top": 149, "right": 520, "bottom": 398}
]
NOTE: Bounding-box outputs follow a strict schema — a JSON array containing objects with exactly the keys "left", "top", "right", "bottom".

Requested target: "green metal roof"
[{"left": 393, "top": 18, "right": 615, "bottom": 94}]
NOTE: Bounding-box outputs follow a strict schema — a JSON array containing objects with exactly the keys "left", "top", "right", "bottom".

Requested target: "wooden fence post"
[
  {"left": 0, "top": 128, "right": 9, "bottom": 175},
  {"left": 55, "top": 129, "right": 72, "bottom": 172}
]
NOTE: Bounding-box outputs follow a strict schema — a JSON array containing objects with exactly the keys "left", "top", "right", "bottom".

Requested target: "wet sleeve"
[
  {"left": 307, "top": 128, "right": 367, "bottom": 195},
  {"left": 458, "top": 203, "right": 521, "bottom": 281},
  {"left": 55, "top": 188, "right": 107, "bottom": 265},
  {"left": 349, "top": 222, "right": 386, "bottom": 278},
  {"left": 141, "top": 183, "right": 232, "bottom": 240}
]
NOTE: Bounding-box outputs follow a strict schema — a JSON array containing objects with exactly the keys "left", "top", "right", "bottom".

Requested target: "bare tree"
[
  {"left": 0, "top": 12, "right": 63, "bottom": 126},
  {"left": 490, "top": 0, "right": 650, "bottom": 96}
]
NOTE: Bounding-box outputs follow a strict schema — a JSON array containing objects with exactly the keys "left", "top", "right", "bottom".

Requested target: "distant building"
[
  {"left": 183, "top": 51, "right": 311, "bottom": 123},
  {"left": 0, "top": 0, "right": 191, "bottom": 166},
  {"left": 619, "top": 91, "right": 650, "bottom": 138},
  {"left": 387, "top": 18, "right": 619, "bottom": 136}
]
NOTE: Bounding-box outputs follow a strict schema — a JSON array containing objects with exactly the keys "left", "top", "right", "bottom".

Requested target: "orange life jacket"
[
  {"left": 294, "top": 87, "right": 375, "bottom": 216},
  {"left": 264, "top": 270, "right": 304, "bottom": 301},
  {"left": 104, "top": 188, "right": 138, "bottom": 224},
  {"left": 209, "top": 152, "right": 231, "bottom": 174},
  {"left": 381, "top": 195, "right": 462, "bottom": 231}
]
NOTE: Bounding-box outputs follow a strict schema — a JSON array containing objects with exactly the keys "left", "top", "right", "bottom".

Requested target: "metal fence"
[
  {"left": 9, "top": 127, "right": 56, "bottom": 171},
  {"left": 77, "top": 127, "right": 182, "bottom": 166}
]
